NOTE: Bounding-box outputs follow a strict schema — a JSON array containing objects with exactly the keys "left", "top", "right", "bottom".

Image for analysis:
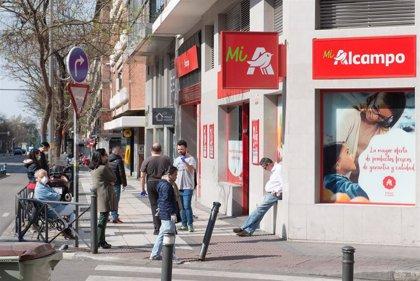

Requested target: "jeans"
[
  {"left": 241, "top": 193, "right": 279, "bottom": 234},
  {"left": 98, "top": 212, "right": 109, "bottom": 244},
  {"left": 147, "top": 181, "right": 161, "bottom": 233},
  {"left": 111, "top": 184, "right": 121, "bottom": 220},
  {"left": 179, "top": 189, "right": 193, "bottom": 227},
  {"left": 151, "top": 220, "right": 176, "bottom": 258}
]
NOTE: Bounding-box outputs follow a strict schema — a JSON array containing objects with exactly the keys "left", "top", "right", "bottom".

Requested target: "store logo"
[
  {"left": 225, "top": 46, "right": 274, "bottom": 76},
  {"left": 323, "top": 49, "right": 406, "bottom": 67},
  {"left": 383, "top": 176, "right": 396, "bottom": 190},
  {"left": 183, "top": 59, "right": 189, "bottom": 68}
]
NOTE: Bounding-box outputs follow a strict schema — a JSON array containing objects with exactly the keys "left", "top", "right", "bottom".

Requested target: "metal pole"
[
  {"left": 48, "top": 0, "right": 54, "bottom": 163},
  {"left": 73, "top": 110, "right": 79, "bottom": 247},
  {"left": 161, "top": 233, "right": 175, "bottom": 281},
  {"left": 342, "top": 246, "right": 355, "bottom": 281},
  {"left": 198, "top": 202, "right": 221, "bottom": 261},
  {"left": 90, "top": 191, "right": 98, "bottom": 254}
]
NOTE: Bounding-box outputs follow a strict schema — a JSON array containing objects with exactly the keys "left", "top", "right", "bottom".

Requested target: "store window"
[
  {"left": 320, "top": 90, "right": 415, "bottom": 205},
  {"left": 226, "top": 106, "right": 243, "bottom": 184},
  {"left": 317, "top": 0, "right": 415, "bottom": 29}
]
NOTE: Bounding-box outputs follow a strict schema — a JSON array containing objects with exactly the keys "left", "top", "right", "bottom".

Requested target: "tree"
[{"left": 0, "top": 0, "right": 127, "bottom": 159}]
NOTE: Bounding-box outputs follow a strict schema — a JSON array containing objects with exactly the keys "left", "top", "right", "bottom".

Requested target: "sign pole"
[{"left": 73, "top": 109, "right": 79, "bottom": 247}]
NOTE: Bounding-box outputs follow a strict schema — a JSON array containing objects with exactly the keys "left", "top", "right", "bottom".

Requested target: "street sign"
[
  {"left": 152, "top": 108, "right": 175, "bottom": 125},
  {"left": 67, "top": 83, "right": 89, "bottom": 118},
  {"left": 66, "top": 47, "right": 89, "bottom": 83}
]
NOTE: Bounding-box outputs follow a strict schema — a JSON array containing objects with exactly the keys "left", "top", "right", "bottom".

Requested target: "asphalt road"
[{"left": 0, "top": 154, "right": 28, "bottom": 234}]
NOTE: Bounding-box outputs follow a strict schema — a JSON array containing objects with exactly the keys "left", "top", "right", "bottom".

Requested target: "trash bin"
[{"left": 0, "top": 242, "right": 62, "bottom": 281}]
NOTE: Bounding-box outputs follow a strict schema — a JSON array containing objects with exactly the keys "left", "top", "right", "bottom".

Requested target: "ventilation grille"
[
  {"left": 274, "top": 0, "right": 283, "bottom": 34},
  {"left": 225, "top": 0, "right": 250, "bottom": 31}
]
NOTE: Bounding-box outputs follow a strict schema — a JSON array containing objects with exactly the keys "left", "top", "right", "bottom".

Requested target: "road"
[{"left": 0, "top": 154, "right": 27, "bottom": 234}]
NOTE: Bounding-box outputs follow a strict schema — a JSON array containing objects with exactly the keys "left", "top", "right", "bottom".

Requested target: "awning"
[{"left": 104, "top": 116, "right": 145, "bottom": 130}]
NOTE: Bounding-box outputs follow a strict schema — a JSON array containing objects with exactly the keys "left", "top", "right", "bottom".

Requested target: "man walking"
[
  {"left": 233, "top": 157, "right": 283, "bottom": 237},
  {"left": 108, "top": 145, "right": 127, "bottom": 223},
  {"left": 173, "top": 140, "right": 196, "bottom": 232},
  {"left": 39, "top": 142, "right": 50, "bottom": 172},
  {"left": 140, "top": 143, "right": 172, "bottom": 235}
]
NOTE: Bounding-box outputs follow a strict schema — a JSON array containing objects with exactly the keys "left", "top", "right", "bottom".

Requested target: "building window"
[
  {"left": 117, "top": 71, "right": 123, "bottom": 90},
  {"left": 205, "top": 25, "right": 215, "bottom": 71},
  {"left": 225, "top": 0, "right": 250, "bottom": 31},
  {"left": 317, "top": 0, "right": 415, "bottom": 29},
  {"left": 320, "top": 90, "right": 415, "bottom": 205},
  {"left": 273, "top": 0, "right": 283, "bottom": 34}
]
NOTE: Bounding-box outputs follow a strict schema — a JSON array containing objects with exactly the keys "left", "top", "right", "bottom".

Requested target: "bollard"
[
  {"left": 161, "top": 233, "right": 175, "bottom": 281},
  {"left": 342, "top": 246, "right": 355, "bottom": 281},
  {"left": 198, "top": 202, "right": 221, "bottom": 261},
  {"left": 90, "top": 191, "right": 98, "bottom": 254}
]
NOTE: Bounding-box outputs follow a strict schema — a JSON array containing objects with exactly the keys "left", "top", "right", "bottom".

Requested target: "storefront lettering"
[
  {"left": 225, "top": 46, "right": 248, "bottom": 62},
  {"left": 363, "top": 145, "right": 415, "bottom": 174},
  {"left": 332, "top": 49, "right": 406, "bottom": 67}
]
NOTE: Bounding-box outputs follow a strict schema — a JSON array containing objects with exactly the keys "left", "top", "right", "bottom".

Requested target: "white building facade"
[{"left": 135, "top": 0, "right": 420, "bottom": 246}]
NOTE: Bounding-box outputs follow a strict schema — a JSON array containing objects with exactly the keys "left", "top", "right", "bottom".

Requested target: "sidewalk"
[{"left": 4, "top": 171, "right": 420, "bottom": 280}]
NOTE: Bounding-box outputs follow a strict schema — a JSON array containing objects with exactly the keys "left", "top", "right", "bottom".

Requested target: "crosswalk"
[{"left": 85, "top": 265, "right": 341, "bottom": 281}]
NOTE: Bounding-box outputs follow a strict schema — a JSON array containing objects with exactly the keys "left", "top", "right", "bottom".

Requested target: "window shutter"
[
  {"left": 319, "top": 0, "right": 415, "bottom": 29},
  {"left": 226, "top": 0, "right": 250, "bottom": 31},
  {"left": 274, "top": 0, "right": 283, "bottom": 34}
]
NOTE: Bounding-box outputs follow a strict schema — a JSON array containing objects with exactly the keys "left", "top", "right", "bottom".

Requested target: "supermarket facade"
[{"left": 129, "top": 0, "right": 419, "bottom": 246}]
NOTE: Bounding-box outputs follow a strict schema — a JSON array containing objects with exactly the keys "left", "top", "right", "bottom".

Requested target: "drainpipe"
[{"left": 174, "top": 35, "right": 182, "bottom": 147}]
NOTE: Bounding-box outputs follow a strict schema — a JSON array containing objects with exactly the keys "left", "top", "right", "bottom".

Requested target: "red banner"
[
  {"left": 175, "top": 45, "right": 199, "bottom": 77},
  {"left": 251, "top": 120, "right": 259, "bottom": 165},
  {"left": 313, "top": 35, "right": 416, "bottom": 79},
  {"left": 209, "top": 124, "right": 214, "bottom": 159},
  {"left": 203, "top": 125, "right": 207, "bottom": 158},
  {"left": 222, "top": 32, "right": 279, "bottom": 89}
]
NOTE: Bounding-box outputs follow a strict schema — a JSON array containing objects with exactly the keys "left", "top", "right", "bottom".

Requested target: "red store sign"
[
  {"left": 222, "top": 32, "right": 279, "bottom": 89},
  {"left": 313, "top": 35, "right": 416, "bottom": 79},
  {"left": 175, "top": 45, "right": 199, "bottom": 77},
  {"left": 203, "top": 125, "right": 207, "bottom": 158},
  {"left": 209, "top": 124, "right": 214, "bottom": 159},
  {"left": 251, "top": 120, "right": 259, "bottom": 165}
]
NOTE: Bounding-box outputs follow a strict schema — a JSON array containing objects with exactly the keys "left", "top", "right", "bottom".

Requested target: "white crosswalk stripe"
[{"left": 88, "top": 265, "right": 340, "bottom": 281}]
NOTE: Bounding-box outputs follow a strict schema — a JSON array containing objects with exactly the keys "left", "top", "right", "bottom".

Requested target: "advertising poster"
[
  {"left": 209, "top": 124, "right": 214, "bottom": 159},
  {"left": 252, "top": 120, "right": 259, "bottom": 165},
  {"left": 227, "top": 140, "right": 243, "bottom": 183},
  {"left": 203, "top": 125, "right": 207, "bottom": 158},
  {"left": 321, "top": 91, "right": 415, "bottom": 205}
]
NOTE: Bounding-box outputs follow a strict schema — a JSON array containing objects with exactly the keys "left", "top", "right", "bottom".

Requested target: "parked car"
[{"left": 13, "top": 148, "right": 23, "bottom": 155}]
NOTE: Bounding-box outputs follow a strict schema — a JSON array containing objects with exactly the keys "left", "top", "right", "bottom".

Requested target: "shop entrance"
[{"left": 226, "top": 103, "right": 249, "bottom": 215}]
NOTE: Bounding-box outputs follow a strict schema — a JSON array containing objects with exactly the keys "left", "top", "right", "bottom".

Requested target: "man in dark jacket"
[
  {"left": 108, "top": 145, "right": 127, "bottom": 223},
  {"left": 150, "top": 166, "right": 178, "bottom": 260},
  {"left": 39, "top": 142, "right": 50, "bottom": 173}
]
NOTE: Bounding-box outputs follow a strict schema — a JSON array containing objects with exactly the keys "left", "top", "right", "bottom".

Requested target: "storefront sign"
[
  {"left": 152, "top": 108, "right": 175, "bottom": 125},
  {"left": 313, "top": 35, "right": 416, "bottom": 79},
  {"left": 251, "top": 120, "right": 259, "bottom": 165},
  {"left": 321, "top": 91, "right": 415, "bottom": 205},
  {"left": 175, "top": 45, "right": 199, "bottom": 77},
  {"left": 209, "top": 124, "right": 214, "bottom": 159},
  {"left": 203, "top": 125, "right": 207, "bottom": 158},
  {"left": 221, "top": 32, "right": 279, "bottom": 89}
]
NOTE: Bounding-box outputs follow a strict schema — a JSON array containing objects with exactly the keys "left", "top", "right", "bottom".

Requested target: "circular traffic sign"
[{"left": 66, "top": 47, "right": 89, "bottom": 83}]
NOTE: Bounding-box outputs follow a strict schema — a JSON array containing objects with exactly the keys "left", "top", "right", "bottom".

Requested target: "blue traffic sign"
[{"left": 66, "top": 47, "right": 89, "bottom": 83}]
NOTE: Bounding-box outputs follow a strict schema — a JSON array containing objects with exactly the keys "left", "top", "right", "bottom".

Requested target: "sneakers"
[
  {"left": 149, "top": 255, "right": 162, "bottom": 260},
  {"left": 112, "top": 218, "right": 124, "bottom": 224},
  {"left": 233, "top": 227, "right": 243, "bottom": 233},
  {"left": 99, "top": 241, "right": 112, "bottom": 249},
  {"left": 178, "top": 225, "right": 188, "bottom": 231},
  {"left": 236, "top": 230, "right": 251, "bottom": 237},
  {"left": 188, "top": 225, "right": 194, "bottom": 232}
]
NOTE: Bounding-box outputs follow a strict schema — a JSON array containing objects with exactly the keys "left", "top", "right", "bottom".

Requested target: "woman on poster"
[{"left": 337, "top": 92, "right": 406, "bottom": 182}]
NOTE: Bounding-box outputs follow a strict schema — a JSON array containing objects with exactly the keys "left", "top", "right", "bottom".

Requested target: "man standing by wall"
[
  {"left": 109, "top": 145, "right": 127, "bottom": 223},
  {"left": 173, "top": 140, "right": 196, "bottom": 232},
  {"left": 140, "top": 143, "right": 172, "bottom": 235},
  {"left": 233, "top": 156, "right": 283, "bottom": 237}
]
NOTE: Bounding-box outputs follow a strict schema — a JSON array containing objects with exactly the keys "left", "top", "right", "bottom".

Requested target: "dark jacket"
[
  {"left": 156, "top": 179, "right": 178, "bottom": 221},
  {"left": 108, "top": 153, "right": 127, "bottom": 186},
  {"left": 91, "top": 165, "right": 117, "bottom": 212},
  {"left": 23, "top": 159, "right": 40, "bottom": 183},
  {"left": 39, "top": 152, "right": 49, "bottom": 173}
]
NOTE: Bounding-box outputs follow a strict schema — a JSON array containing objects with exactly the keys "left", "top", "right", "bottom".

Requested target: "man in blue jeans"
[
  {"left": 233, "top": 157, "right": 283, "bottom": 237},
  {"left": 173, "top": 140, "right": 196, "bottom": 232},
  {"left": 108, "top": 145, "right": 127, "bottom": 223}
]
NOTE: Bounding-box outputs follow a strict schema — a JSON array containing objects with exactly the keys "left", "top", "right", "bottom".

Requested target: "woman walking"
[{"left": 90, "top": 148, "right": 116, "bottom": 249}]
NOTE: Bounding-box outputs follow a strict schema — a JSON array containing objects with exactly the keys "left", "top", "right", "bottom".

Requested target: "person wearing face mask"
[
  {"left": 33, "top": 169, "right": 76, "bottom": 239},
  {"left": 39, "top": 142, "right": 50, "bottom": 172},
  {"left": 233, "top": 156, "right": 283, "bottom": 237},
  {"left": 23, "top": 149, "right": 42, "bottom": 195},
  {"left": 89, "top": 148, "right": 116, "bottom": 249}
]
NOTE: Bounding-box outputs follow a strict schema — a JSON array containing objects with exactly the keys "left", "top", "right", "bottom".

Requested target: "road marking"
[
  {"left": 86, "top": 277, "right": 189, "bottom": 281},
  {"left": 2, "top": 213, "right": 9, "bottom": 218},
  {"left": 94, "top": 265, "right": 340, "bottom": 280}
]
